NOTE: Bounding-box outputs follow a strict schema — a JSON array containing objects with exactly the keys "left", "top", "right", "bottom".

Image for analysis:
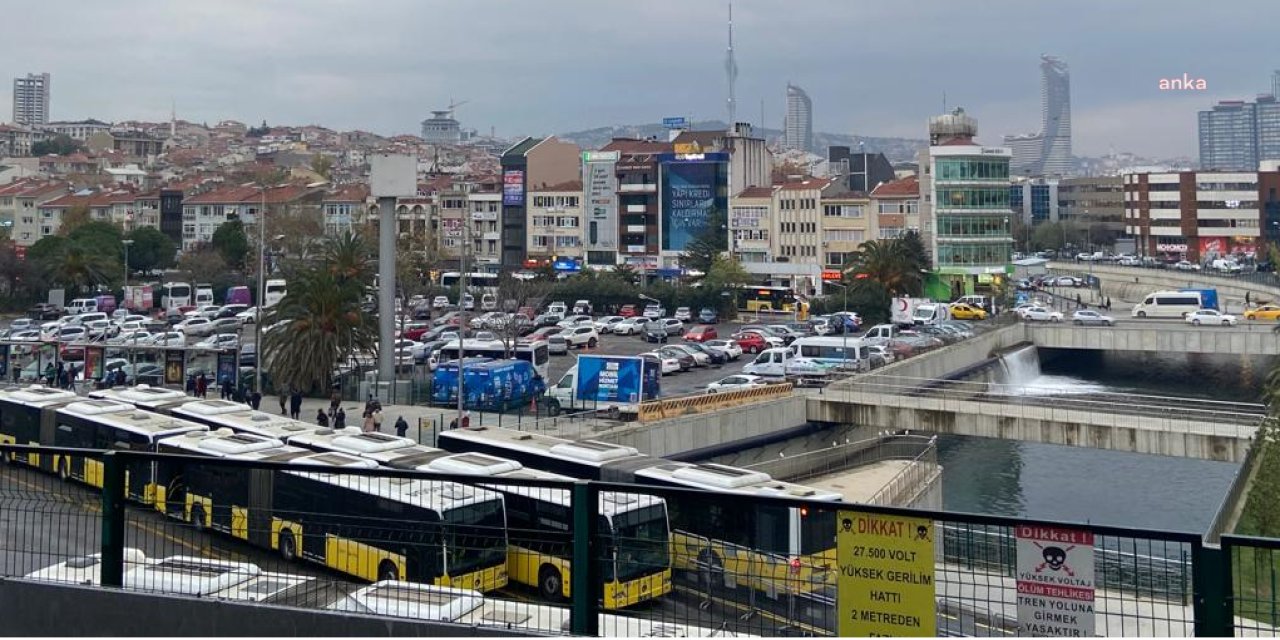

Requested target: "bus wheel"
[
  {"left": 539, "top": 566, "right": 564, "bottom": 601},
  {"left": 191, "top": 505, "right": 207, "bottom": 532},
  {"left": 378, "top": 560, "right": 399, "bottom": 581},
  {"left": 280, "top": 530, "right": 297, "bottom": 562}
]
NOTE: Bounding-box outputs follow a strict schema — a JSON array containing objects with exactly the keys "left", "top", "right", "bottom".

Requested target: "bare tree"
[{"left": 491, "top": 275, "right": 552, "bottom": 357}]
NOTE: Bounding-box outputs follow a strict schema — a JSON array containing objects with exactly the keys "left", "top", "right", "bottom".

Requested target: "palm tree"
[
  {"left": 44, "top": 244, "right": 115, "bottom": 296},
  {"left": 262, "top": 232, "right": 377, "bottom": 394},
  {"left": 846, "top": 239, "right": 923, "bottom": 297}
]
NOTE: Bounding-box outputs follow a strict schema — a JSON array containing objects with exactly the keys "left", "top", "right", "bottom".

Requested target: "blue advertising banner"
[
  {"left": 659, "top": 153, "right": 728, "bottom": 252},
  {"left": 503, "top": 169, "right": 525, "bottom": 206},
  {"left": 576, "top": 356, "right": 643, "bottom": 404},
  {"left": 662, "top": 116, "right": 688, "bottom": 129}
]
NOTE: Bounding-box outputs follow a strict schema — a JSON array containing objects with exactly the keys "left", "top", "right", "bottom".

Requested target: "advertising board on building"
[
  {"left": 836, "top": 509, "right": 936, "bottom": 637},
  {"left": 662, "top": 116, "right": 688, "bottom": 129},
  {"left": 583, "top": 152, "right": 619, "bottom": 252},
  {"left": 575, "top": 355, "right": 644, "bottom": 404},
  {"left": 1016, "top": 525, "right": 1095, "bottom": 637},
  {"left": 658, "top": 152, "right": 728, "bottom": 253},
  {"left": 502, "top": 169, "right": 525, "bottom": 206}
]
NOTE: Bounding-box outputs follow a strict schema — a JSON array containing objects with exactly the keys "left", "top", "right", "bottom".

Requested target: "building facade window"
[{"left": 935, "top": 158, "right": 1010, "bottom": 181}]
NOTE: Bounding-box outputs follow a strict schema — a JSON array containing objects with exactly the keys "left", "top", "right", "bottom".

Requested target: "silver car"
[{"left": 1070, "top": 310, "right": 1114, "bottom": 326}]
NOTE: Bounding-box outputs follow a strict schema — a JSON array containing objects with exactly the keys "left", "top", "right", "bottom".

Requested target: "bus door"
[{"left": 247, "top": 468, "right": 275, "bottom": 548}]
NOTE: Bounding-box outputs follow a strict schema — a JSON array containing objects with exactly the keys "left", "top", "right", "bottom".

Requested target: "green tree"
[
  {"left": 900, "top": 230, "right": 930, "bottom": 273},
  {"left": 310, "top": 155, "right": 334, "bottom": 180},
  {"left": 41, "top": 243, "right": 115, "bottom": 295},
  {"left": 211, "top": 219, "right": 250, "bottom": 270},
  {"left": 26, "top": 235, "right": 67, "bottom": 267},
  {"left": 846, "top": 239, "right": 923, "bottom": 297},
  {"left": 176, "top": 247, "right": 228, "bottom": 289},
  {"left": 262, "top": 234, "right": 377, "bottom": 394},
  {"left": 67, "top": 220, "right": 124, "bottom": 259},
  {"left": 680, "top": 209, "right": 729, "bottom": 274},
  {"left": 126, "top": 227, "right": 176, "bottom": 274},
  {"left": 31, "top": 134, "right": 83, "bottom": 156},
  {"left": 58, "top": 203, "right": 92, "bottom": 236},
  {"left": 611, "top": 263, "right": 639, "bottom": 285}
]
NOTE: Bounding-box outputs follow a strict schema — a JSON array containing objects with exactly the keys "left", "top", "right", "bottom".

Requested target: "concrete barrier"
[
  {"left": 1047, "top": 262, "right": 1280, "bottom": 309},
  {"left": 637, "top": 382, "right": 794, "bottom": 422},
  {"left": 589, "top": 394, "right": 810, "bottom": 459},
  {"left": 829, "top": 324, "right": 1029, "bottom": 390}
]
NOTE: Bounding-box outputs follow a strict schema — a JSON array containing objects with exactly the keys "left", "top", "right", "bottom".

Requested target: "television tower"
[{"left": 725, "top": 3, "right": 737, "bottom": 126}]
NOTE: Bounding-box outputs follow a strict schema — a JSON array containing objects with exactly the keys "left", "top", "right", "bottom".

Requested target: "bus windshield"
[
  {"left": 608, "top": 504, "right": 670, "bottom": 582},
  {"left": 444, "top": 500, "right": 507, "bottom": 576}
]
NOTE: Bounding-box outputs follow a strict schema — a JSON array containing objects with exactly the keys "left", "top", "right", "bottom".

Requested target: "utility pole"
[
  {"left": 457, "top": 205, "right": 470, "bottom": 427},
  {"left": 254, "top": 186, "right": 266, "bottom": 395},
  {"left": 122, "top": 239, "right": 134, "bottom": 376},
  {"left": 370, "top": 154, "right": 415, "bottom": 402}
]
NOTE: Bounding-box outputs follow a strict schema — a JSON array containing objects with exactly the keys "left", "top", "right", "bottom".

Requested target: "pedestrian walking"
[
  {"left": 1105, "top": 297, "right": 1112, "bottom": 311},
  {"left": 334, "top": 407, "right": 347, "bottom": 429},
  {"left": 196, "top": 373, "right": 208, "bottom": 399},
  {"left": 66, "top": 364, "right": 78, "bottom": 392},
  {"left": 362, "top": 411, "right": 376, "bottom": 433},
  {"left": 1075, "top": 294, "right": 1083, "bottom": 309},
  {"left": 249, "top": 389, "right": 262, "bottom": 411},
  {"left": 221, "top": 378, "right": 232, "bottom": 400},
  {"left": 1246, "top": 291, "right": 1252, "bottom": 307},
  {"left": 372, "top": 409, "right": 383, "bottom": 432},
  {"left": 329, "top": 390, "right": 341, "bottom": 416},
  {"left": 55, "top": 362, "right": 66, "bottom": 389},
  {"left": 278, "top": 390, "right": 288, "bottom": 416},
  {"left": 289, "top": 391, "right": 302, "bottom": 420},
  {"left": 316, "top": 408, "right": 329, "bottom": 427},
  {"left": 394, "top": 416, "right": 409, "bottom": 438}
]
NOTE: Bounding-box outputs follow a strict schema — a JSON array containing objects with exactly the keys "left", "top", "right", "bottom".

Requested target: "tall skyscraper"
[
  {"left": 783, "top": 83, "right": 813, "bottom": 152},
  {"left": 1199, "top": 100, "right": 1260, "bottom": 171},
  {"left": 1039, "top": 55, "right": 1072, "bottom": 176},
  {"left": 1272, "top": 70, "right": 1280, "bottom": 98},
  {"left": 12, "top": 72, "right": 50, "bottom": 128},
  {"left": 1003, "top": 133, "right": 1044, "bottom": 177}
]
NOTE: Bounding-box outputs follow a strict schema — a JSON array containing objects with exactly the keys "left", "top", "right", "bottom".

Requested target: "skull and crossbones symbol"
[{"left": 1033, "top": 542, "right": 1075, "bottom": 576}]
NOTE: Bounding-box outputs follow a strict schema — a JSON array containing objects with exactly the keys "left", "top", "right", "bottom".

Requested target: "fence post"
[
  {"left": 1192, "top": 542, "right": 1232, "bottom": 637},
  {"left": 99, "top": 451, "right": 127, "bottom": 588},
  {"left": 570, "top": 481, "right": 600, "bottom": 637}
]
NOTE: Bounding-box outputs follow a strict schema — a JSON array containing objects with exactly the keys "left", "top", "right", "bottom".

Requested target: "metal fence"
[{"left": 1, "top": 443, "right": 1275, "bottom": 636}]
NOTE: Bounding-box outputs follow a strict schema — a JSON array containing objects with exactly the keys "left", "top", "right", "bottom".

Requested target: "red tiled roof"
[
  {"left": 181, "top": 184, "right": 262, "bottom": 205},
  {"left": 17, "top": 181, "right": 70, "bottom": 198},
  {"left": 777, "top": 178, "right": 831, "bottom": 191},
  {"left": 736, "top": 186, "right": 776, "bottom": 198},
  {"left": 325, "top": 183, "right": 369, "bottom": 203},
  {"left": 870, "top": 176, "right": 919, "bottom": 198},
  {"left": 533, "top": 179, "right": 582, "bottom": 192},
  {"left": 600, "top": 138, "right": 673, "bottom": 155},
  {"left": 41, "top": 193, "right": 92, "bottom": 208}
]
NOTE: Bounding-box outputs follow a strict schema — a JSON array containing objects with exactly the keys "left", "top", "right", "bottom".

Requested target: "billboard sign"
[
  {"left": 583, "top": 152, "right": 619, "bottom": 252},
  {"left": 659, "top": 153, "right": 728, "bottom": 253},
  {"left": 502, "top": 169, "right": 525, "bottom": 206},
  {"left": 662, "top": 116, "right": 688, "bottom": 129},
  {"left": 1016, "top": 525, "right": 1095, "bottom": 637},
  {"left": 575, "top": 355, "right": 644, "bottom": 404},
  {"left": 164, "top": 350, "right": 186, "bottom": 385},
  {"left": 837, "top": 510, "right": 936, "bottom": 637}
]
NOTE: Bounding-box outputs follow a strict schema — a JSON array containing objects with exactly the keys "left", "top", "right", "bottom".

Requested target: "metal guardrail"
[
  {"left": 1207, "top": 436, "right": 1264, "bottom": 545},
  {"left": 740, "top": 435, "right": 935, "bottom": 492},
  {"left": 637, "top": 383, "right": 795, "bottom": 423},
  {"left": 4, "top": 444, "right": 1280, "bottom": 636}
]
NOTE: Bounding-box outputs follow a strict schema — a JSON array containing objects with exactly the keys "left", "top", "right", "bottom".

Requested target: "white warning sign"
[{"left": 1015, "top": 525, "right": 1095, "bottom": 637}]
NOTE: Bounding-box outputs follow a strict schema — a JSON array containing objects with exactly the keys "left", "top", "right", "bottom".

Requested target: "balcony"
[
  {"left": 734, "top": 238, "right": 770, "bottom": 250},
  {"left": 471, "top": 211, "right": 497, "bottom": 222},
  {"left": 619, "top": 183, "right": 656, "bottom": 194},
  {"left": 625, "top": 244, "right": 647, "bottom": 253},
  {"left": 482, "top": 232, "right": 500, "bottom": 241},
  {"left": 626, "top": 225, "right": 647, "bottom": 233},
  {"left": 626, "top": 204, "right": 648, "bottom": 213}
]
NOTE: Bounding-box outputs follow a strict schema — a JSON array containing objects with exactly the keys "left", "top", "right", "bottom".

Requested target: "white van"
[
  {"left": 194, "top": 284, "right": 215, "bottom": 307},
  {"left": 480, "top": 293, "right": 497, "bottom": 311},
  {"left": 912, "top": 303, "right": 950, "bottom": 325},
  {"left": 1211, "top": 259, "right": 1242, "bottom": 274},
  {"left": 1131, "top": 290, "right": 1204, "bottom": 319},
  {"left": 65, "top": 298, "right": 98, "bottom": 315},
  {"left": 743, "top": 347, "right": 833, "bottom": 385}
]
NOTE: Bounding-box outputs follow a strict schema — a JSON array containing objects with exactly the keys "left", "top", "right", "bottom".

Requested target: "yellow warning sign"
[{"left": 836, "top": 510, "right": 936, "bottom": 637}]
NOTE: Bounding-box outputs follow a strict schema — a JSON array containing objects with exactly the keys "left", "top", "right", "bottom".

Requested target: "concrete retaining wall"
[
  {"left": 1025, "top": 323, "right": 1280, "bottom": 355},
  {"left": 589, "top": 395, "right": 810, "bottom": 459},
  {"left": 1048, "top": 262, "right": 1280, "bottom": 309},
  {"left": 0, "top": 579, "right": 526, "bottom": 637},
  {"left": 830, "top": 324, "right": 1028, "bottom": 389}
]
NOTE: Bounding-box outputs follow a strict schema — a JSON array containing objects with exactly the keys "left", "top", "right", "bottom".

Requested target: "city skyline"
[{"left": 1, "top": 0, "right": 1274, "bottom": 159}]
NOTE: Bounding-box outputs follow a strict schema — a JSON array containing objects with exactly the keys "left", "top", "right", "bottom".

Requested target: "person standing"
[
  {"left": 334, "top": 407, "right": 347, "bottom": 429},
  {"left": 394, "top": 416, "right": 409, "bottom": 438},
  {"left": 289, "top": 391, "right": 302, "bottom": 420},
  {"left": 196, "top": 373, "right": 208, "bottom": 399},
  {"left": 329, "top": 389, "right": 341, "bottom": 416},
  {"left": 1246, "top": 291, "right": 1252, "bottom": 307},
  {"left": 372, "top": 408, "right": 383, "bottom": 432},
  {"left": 249, "top": 389, "right": 262, "bottom": 411},
  {"left": 362, "top": 410, "right": 376, "bottom": 433},
  {"left": 316, "top": 408, "right": 330, "bottom": 427}
]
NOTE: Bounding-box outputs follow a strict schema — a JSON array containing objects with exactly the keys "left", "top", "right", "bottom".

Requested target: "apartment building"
[
  {"left": 499, "top": 136, "right": 581, "bottom": 269},
  {"left": 820, "top": 184, "right": 874, "bottom": 269},
  {"left": 525, "top": 180, "right": 584, "bottom": 268},
  {"left": 5, "top": 180, "right": 70, "bottom": 246},
  {"left": 729, "top": 186, "right": 776, "bottom": 264},
  {"left": 180, "top": 184, "right": 321, "bottom": 251},
  {"left": 44, "top": 119, "right": 111, "bottom": 141},
  {"left": 775, "top": 178, "right": 828, "bottom": 265},
  {"left": 602, "top": 138, "right": 671, "bottom": 273},
  {"left": 0, "top": 124, "right": 34, "bottom": 157},
  {"left": 869, "top": 176, "right": 920, "bottom": 240},
  {"left": 1123, "top": 168, "right": 1280, "bottom": 262},
  {"left": 468, "top": 187, "right": 502, "bottom": 270},
  {"left": 322, "top": 183, "right": 370, "bottom": 236}
]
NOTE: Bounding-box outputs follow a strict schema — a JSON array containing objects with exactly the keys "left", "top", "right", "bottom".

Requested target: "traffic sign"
[{"left": 837, "top": 509, "right": 936, "bottom": 637}]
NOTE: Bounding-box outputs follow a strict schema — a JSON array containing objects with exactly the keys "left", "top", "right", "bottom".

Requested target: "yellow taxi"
[
  {"left": 948, "top": 303, "right": 988, "bottom": 320},
  {"left": 1244, "top": 304, "right": 1280, "bottom": 321}
]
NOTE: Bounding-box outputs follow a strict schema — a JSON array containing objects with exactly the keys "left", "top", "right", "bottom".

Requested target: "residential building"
[
  {"left": 85, "top": 131, "right": 165, "bottom": 159},
  {"left": 133, "top": 191, "right": 161, "bottom": 232},
  {"left": 774, "top": 178, "right": 827, "bottom": 269},
  {"left": 657, "top": 151, "right": 729, "bottom": 273},
  {"left": 827, "top": 146, "right": 896, "bottom": 193},
  {"left": 783, "top": 83, "right": 813, "bottom": 152},
  {"left": 1057, "top": 176, "right": 1124, "bottom": 239},
  {"left": 43, "top": 119, "right": 111, "bottom": 141},
  {"left": 158, "top": 189, "right": 183, "bottom": 245},
  {"left": 179, "top": 184, "right": 322, "bottom": 252},
  {"left": 1273, "top": 70, "right": 1280, "bottom": 101},
  {"left": 31, "top": 189, "right": 135, "bottom": 243},
  {"left": 467, "top": 183, "right": 502, "bottom": 270},
  {"left": 12, "top": 73, "right": 50, "bottom": 128},
  {"left": 0, "top": 124, "right": 34, "bottom": 157},
  {"left": 499, "top": 136, "right": 580, "bottom": 269},
  {"left": 820, "top": 184, "right": 874, "bottom": 270},
  {"left": 322, "top": 183, "right": 370, "bottom": 236},
  {"left": 526, "top": 180, "right": 585, "bottom": 269},
  {"left": 1039, "top": 55, "right": 1072, "bottom": 177},
  {"left": 5, "top": 180, "right": 69, "bottom": 246},
  {"left": 670, "top": 123, "right": 772, "bottom": 195},
  {"left": 921, "top": 108, "right": 1014, "bottom": 297},
  {"left": 729, "top": 186, "right": 776, "bottom": 265},
  {"left": 1123, "top": 169, "right": 1276, "bottom": 262},
  {"left": 1199, "top": 101, "right": 1259, "bottom": 171},
  {"left": 602, "top": 138, "right": 671, "bottom": 274},
  {"left": 1257, "top": 96, "right": 1280, "bottom": 165},
  {"left": 869, "top": 176, "right": 920, "bottom": 240}
]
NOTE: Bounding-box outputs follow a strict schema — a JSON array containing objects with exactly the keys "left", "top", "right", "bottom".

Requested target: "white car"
[
  {"left": 1071, "top": 310, "right": 1114, "bottom": 326},
  {"left": 110, "top": 330, "right": 152, "bottom": 345},
  {"left": 867, "top": 344, "right": 895, "bottom": 364},
  {"left": 391, "top": 339, "right": 429, "bottom": 360},
  {"left": 1021, "top": 306, "right": 1063, "bottom": 322},
  {"left": 470, "top": 312, "right": 502, "bottom": 329},
  {"left": 194, "top": 333, "right": 240, "bottom": 350},
  {"left": 1185, "top": 309, "right": 1237, "bottom": 326},
  {"left": 1174, "top": 260, "right": 1201, "bottom": 272},
  {"left": 1118, "top": 257, "right": 1141, "bottom": 266},
  {"left": 665, "top": 343, "right": 710, "bottom": 366},
  {"left": 432, "top": 296, "right": 450, "bottom": 310},
  {"left": 673, "top": 307, "right": 692, "bottom": 321},
  {"left": 703, "top": 339, "right": 744, "bottom": 361},
  {"left": 593, "top": 316, "right": 626, "bottom": 333},
  {"left": 612, "top": 317, "right": 648, "bottom": 336},
  {"left": 640, "top": 351, "right": 680, "bottom": 375},
  {"left": 561, "top": 326, "right": 600, "bottom": 349},
  {"left": 556, "top": 314, "right": 594, "bottom": 329},
  {"left": 175, "top": 317, "right": 215, "bottom": 337},
  {"left": 642, "top": 304, "right": 665, "bottom": 320},
  {"left": 706, "top": 374, "right": 768, "bottom": 393},
  {"left": 84, "top": 320, "right": 116, "bottom": 340},
  {"left": 547, "top": 335, "right": 569, "bottom": 355},
  {"left": 146, "top": 331, "right": 186, "bottom": 346},
  {"left": 236, "top": 307, "right": 259, "bottom": 324}
]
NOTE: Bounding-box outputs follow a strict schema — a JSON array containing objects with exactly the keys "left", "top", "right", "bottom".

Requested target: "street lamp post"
[
  {"left": 254, "top": 186, "right": 267, "bottom": 396},
  {"left": 122, "top": 239, "right": 134, "bottom": 375}
]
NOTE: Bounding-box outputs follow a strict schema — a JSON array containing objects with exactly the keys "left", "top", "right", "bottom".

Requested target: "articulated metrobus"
[
  {"left": 258, "top": 425, "right": 672, "bottom": 609},
  {"left": 152, "top": 429, "right": 510, "bottom": 591},
  {"left": 88, "top": 385, "right": 198, "bottom": 414},
  {"left": 436, "top": 426, "right": 843, "bottom": 631}
]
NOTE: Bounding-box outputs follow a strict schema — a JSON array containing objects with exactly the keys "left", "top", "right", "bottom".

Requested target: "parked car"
[
  {"left": 673, "top": 307, "right": 692, "bottom": 322},
  {"left": 193, "top": 333, "right": 240, "bottom": 351},
  {"left": 697, "top": 308, "right": 720, "bottom": 324},
  {"left": 547, "top": 335, "right": 570, "bottom": 355},
  {"left": 656, "top": 318, "right": 684, "bottom": 336},
  {"left": 656, "top": 346, "right": 695, "bottom": 372},
  {"left": 556, "top": 314, "right": 594, "bottom": 329},
  {"left": 119, "top": 363, "right": 165, "bottom": 386},
  {"left": 1185, "top": 309, "right": 1237, "bottom": 326},
  {"left": 612, "top": 317, "right": 647, "bottom": 336},
  {"left": 948, "top": 303, "right": 987, "bottom": 321},
  {"left": 704, "top": 339, "right": 744, "bottom": 360},
  {"left": 706, "top": 374, "right": 768, "bottom": 393},
  {"left": 572, "top": 300, "right": 592, "bottom": 315},
  {"left": 619, "top": 304, "right": 638, "bottom": 318},
  {"left": 642, "top": 304, "right": 665, "bottom": 320},
  {"left": 1174, "top": 260, "right": 1202, "bottom": 272},
  {"left": 682, "top": 341, "right": 727, "bottom": 365},
  {"left": 210, "top": 317, "right": 243, "bottom": 333},
  {"left": 730, "top": 331, "right": 769, "bottom": 354},
  {"left": 239, "top": 343, "right": 257, "bottom": 367},
  {"left": 683, "top": 325, "right": 718, "bottom": 342},
  {"left": 642, "top": 321, "right": 670, "bottom": 344},
  {"left": 235, "top": 307, "right": 259, "bottom": 325},
  {"left": 664, "top": 343, "right": 710, "bottom": 367},
  {"left": 639, "top": 351, "right": 680, "bottom": 375},
  {"left": 561, "top": 326, "right": 600, "bottom": 349},
  {"left": 593, "top": 316, "right": 626, "bottom": 333},
  {"left": 432, "top": 296, "right": 451, "bottom": 310},
  {"left": 174, "top": 317, "right": 215, "bottom": 337},
  {"left": 29, "top": 302, "right": 64, "bottom": 320},
  {"left": 526, "top": 326, "right": 566, "bottom": 341},
  {"left": 1071, "top": 310, "right": 1115, "bottom": 326}
]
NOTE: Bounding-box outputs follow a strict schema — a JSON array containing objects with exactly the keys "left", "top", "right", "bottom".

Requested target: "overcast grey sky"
[{"left": 3, "top": 0, "right": 1273, "bottom": 158}]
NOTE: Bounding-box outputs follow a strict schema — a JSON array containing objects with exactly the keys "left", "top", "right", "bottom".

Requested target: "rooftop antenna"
[
  {"left": 942, "top": 91, "right": 947, "bottom": 114},
  {"left": 725, "top": 2, "right": 737, "bottom": 127}
]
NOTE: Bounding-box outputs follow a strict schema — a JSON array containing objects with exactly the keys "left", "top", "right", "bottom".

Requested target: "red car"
[
  {"left": 731, "top": 331, "right": 768, "bottom": 354},
  {"left": 619, "top": 304, "right": 638, "bottom": 318},
  {"left": 517, "top": 306, "right": 537, "bottom": 320},
  {"left": 684, "top": 325, "right": 718, "bottom": 343},
  {"left": 402, "top": 323, "right": 431, "bottom": 341}
]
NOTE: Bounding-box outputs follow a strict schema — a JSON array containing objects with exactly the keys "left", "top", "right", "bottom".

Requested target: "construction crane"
[{"left": 446, "top": 99, "right": 469, "bottom": 117}]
